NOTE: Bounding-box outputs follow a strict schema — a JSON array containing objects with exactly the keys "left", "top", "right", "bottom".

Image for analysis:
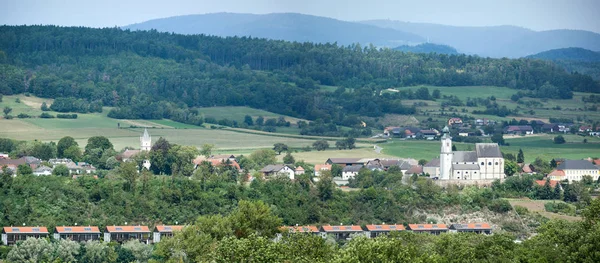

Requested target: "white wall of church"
[{"left": 478, "top": 158, "right": 504, "bottom": 179}]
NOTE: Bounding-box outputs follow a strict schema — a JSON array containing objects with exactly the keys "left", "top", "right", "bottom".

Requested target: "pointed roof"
[{"left": 142, "top": 128, "right": 151, "bottom": 140}]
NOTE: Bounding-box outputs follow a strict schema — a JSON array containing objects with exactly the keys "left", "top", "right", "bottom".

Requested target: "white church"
[
  {"left": 438, "top": 126, "right": 505, "bottom": 184},
  {"left": 120, "top": 128, "right": 152, "bottom": 170}
]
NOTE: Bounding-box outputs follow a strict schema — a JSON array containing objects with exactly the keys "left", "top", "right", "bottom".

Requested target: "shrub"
[
  {"left": 39, "top": 112, "right": 55, "bottom": 118},
  {"left": 488, "top": 199, "right": 512, "bottom": 213},
  {"left": 514, "top": 205, "right": 529, "bottom": 215},
  {"left": 553, "top": 135, "right": 566, "bottom": 144},
  {"left": 17, "top": 113, "right": 30, "bottom": 118},
  {"left": 544, "top": 201, "right": 576, "bottom": 216},
  {"left": 57, "top": 114, "right": 78, "bottom": 119}
]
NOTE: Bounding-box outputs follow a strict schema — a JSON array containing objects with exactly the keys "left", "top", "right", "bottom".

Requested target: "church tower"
[
  {"left": 440, "top": 126, "right": 453, "bottom": 180},
  {"left": 140, "top": 128, "right": 151, "bottom": 151}
]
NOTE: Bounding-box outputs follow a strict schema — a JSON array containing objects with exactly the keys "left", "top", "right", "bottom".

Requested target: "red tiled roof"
[
  {"left": 106, "top": 226, "right": 150, "bottom": 233},
  {"left": 321, "top": 225, "right": 363, "bottom": 232},
  {"left": 365, "top": 224, "right": 406, "bottom": 231},
  {"left": 206, "top": 159, "right": 241, "bottom": 170},
  {"left": 280, "top": 225, "right": 319, "bottom": 233},
  {"left": 295, "top": 166, "right": 304, "bottom": 171},
  {"left": 55, "top": 226, "right": 100, "bottom": 233},
  {"left": 535, "top": 180, "right": 559, "bottom": 188},
  {"left": 315, "top": 164, "right": 331, "bottom": 171},
  {"left": 593, "top": 159, "right": 600, "bottom": 165},
  {"left": 3, "top": 227, "right": 49, "bottom": 233},
  {"left": 405, "top": 165, "right": 423, "bottom": 175},
  {"left": 408, "top": 224, "right": 448, "bottom": 230},
  {"left": 548, "top": 170, "right": 565, "bottom": 177},
  {"left": 155, "top": 225, "right": 184, "bottom": 232}
]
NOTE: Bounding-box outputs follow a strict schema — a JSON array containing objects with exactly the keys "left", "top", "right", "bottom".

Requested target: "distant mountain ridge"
[
  {"left": 124, "top": 13, "right": 600, "bottom": 58},
  {"left": 124, "top": 13, "right": 425, "bottom": 47},
  {"left": 361, "top": 19, "right": 600, "bottom": 58},
  {"left": 527, "top": 47, "right": 600, "bottom": 62},
  {"left": 394, "top": 43, "right": 458, "bottom": 55}
]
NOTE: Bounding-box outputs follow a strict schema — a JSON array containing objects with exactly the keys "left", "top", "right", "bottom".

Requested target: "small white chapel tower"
[
  {"left": 140, "top": 128, "right": 151, "bottom": 151},
  {"left": 440, "top": 126, "right": 453, "bottom": 180}
]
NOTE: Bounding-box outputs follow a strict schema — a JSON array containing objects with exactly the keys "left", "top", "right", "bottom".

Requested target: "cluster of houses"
[
  {"left": 0, "top": 155, "right": 96, "bottom": 177},
  {"left": 1, "top": 225, "right": 183, "bottom": 245},
  {"left": 384, "top": 117, "right": 599, "bottom": 138},
  {"left": 278, "top": 223, "right": 492, "bottom": 241},
  {"left": 2, "top": 222, "right": 493, "bottom": 246}
]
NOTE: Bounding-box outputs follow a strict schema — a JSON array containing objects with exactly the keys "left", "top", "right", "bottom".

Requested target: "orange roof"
[
  {"left": 106, "top": 226, "right": 150, "bottom": 233},
  {"left": 321, "top": 225, "right": 363, "bottom": 232},
  {"left": 206, "top": 159, "right": 241, "bottom": 170},
  {"left": 295, "top": 166, "right": 304, "bottom": 171},
  {"left": 593, "top": 159, "right": 600, "bottom": 165},
  {"left": 280, "top": 225, "right": 319, "bottom": 233},
  {"left": 535, "top": 180, "right": 559, "bottom": 188},
  {"left": 408, "top": 224, "right": 448, "bottom": 230},
  {"left": 3, "top": 227, "right": 49, "bottom": 233},
  {"left": 155, "top": 225, "right": 184, "bottom": 232},
  {"left": 56, "top": 226, "right": 100, "bottom": 233},
  {"left": 450, "top": 223, "right": 492, "bottom": 230},
  {"left": 365, "top": 224, "right": 406, "bottom": 231},
  {"left": 315, "top": 164, "right": 331, "bottom": 171},
  {"left": 548, "top": 170, "right": 565, "bottom": 177}
]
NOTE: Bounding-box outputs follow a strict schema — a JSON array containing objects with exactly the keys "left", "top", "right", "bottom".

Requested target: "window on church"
[
  {"left": 488, "top": 162, "right": 492, "bottom": 165},
  {"left": 495, "top": 162, "right": 498, "bottom": 165},
  {"left": 481, "top": 162, "right": 484, "bottom": 165}
]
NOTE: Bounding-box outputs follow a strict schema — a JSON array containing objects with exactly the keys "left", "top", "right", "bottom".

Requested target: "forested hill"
[
  {"left": 124, "top": 12, "right": 425, "bottom": 47},
  {"left": 394, "top": 43, "right": 459, "bottom": 55},
  {"left": 527, "top": 47, "right": 600, "bottom": 62},
  {"left": 0, "top": 25, "right": 598, "bottom": 125}
]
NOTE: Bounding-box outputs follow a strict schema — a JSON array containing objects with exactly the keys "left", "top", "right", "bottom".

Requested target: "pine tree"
[
  {"left": 553, "top": 183, "right": 561, "bottom": 200},
  {"left": 517, "top": 149, "right": 524, "bottom": 163}
]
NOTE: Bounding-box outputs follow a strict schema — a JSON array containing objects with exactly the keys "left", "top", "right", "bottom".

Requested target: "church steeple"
[
  {"left": 140, "top": 128, "right": 151, "bottom": 151},
  {"left": 440, "top": 126, "right": 453, "bottom": 180}
]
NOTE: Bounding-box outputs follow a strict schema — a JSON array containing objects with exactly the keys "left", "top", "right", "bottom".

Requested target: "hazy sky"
[{"left": 2, "top": 0, "right": 599, "bottom": 33}]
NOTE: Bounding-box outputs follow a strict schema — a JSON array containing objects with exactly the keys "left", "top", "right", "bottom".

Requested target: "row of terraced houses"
[{"left": 2, "top": 223, "right": 492, "bottom": 246}]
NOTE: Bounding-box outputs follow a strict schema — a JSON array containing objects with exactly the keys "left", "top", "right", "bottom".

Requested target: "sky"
[{"left": 1, "top": 0, "right": 599, "bottom": 33}]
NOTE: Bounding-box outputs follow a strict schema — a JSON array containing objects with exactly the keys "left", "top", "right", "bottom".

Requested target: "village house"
[
  {"left": 418, "top": 129, "right": 440, "bottom": 140},
  {"left": 449, "top": 223, "right": 492, "bottom": 234},
  {"left": 54, "top": 226, "right": 101, "bottom": 242},
  {"left": 578, "top": 126, "right": 592, "bottom": 133},
  {"left": 548, "top": 160, "right": 599, "bottom": 182},
  {"left": 66, "top": 161, "right": 96, "bottom": 175},
  {"left": 153, "top": 225, "right": 184, "bottom": 243},
  {"left": 314, "top": 164, "right": 332, "bottom": 180},
  {"left": 423, "top": 158, "right": 441, "bottom": 178},
  {"left": 535, "top": 180, "right": 560, "bottom": 188},
  {"left": 503, "top": 125, "right": 534, "bottom": 135},
  {"left": 365, "top": 159, "right": 412, "bottom": 173},
  {"left": 521, "top": 163, "right": 536, "bottom": 175},
  {"left": 474, "top": 119, "right": 496, "bottom": 126},
  {"left": 33, "top": 165, "right": 53, "bottom": 176},
  {"left": 260, "top": 164, "right": 295, "bottom": 180},
  {"left": 49, "top": 158, "right": 72, "bottom": 166},
  {"left": 325, "top": 158, "right": 366, "bottom": 167},
  {"left": 294, "top": 166, "right": 305, "bottom": 175},
  {"left": 404, "top": 165, "right": 424, "bottom": 176},
  {"left": 364, "top": 224, "right": 406, "bottom": 238},
  {"left": 448, "top": 118, "right": 463, "bottom": 126},
  {"left": 407, "top": 224, "right": 449, "bottom": 235},
  {"left": 0, "top": 153, "right": 8, "bottom": 159},
  {"left": 320, "top": 225, "right": 365, "bottom": 240},
  {"left": 2, "top": 226, "right": 49, "bottom": 245},
  {"left": 383, "top": 127, "right": 421, "bottom": 138},
  {"left": 541, "top": 124, "right": 560, "bottom": 133},
  {"left": 0, "top": 156, "right": 41, "bottom": 173},
  {"left": 342, "top": 165, "right": 363, "bottom": 180},
  {"left": 104, "top": 226, "right": 151, "bottom": 244}
]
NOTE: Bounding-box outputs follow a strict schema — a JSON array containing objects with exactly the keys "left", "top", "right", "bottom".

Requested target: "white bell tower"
[
  {"left": 440, "top": 126, "right": 453, "bottom": 180},
  {"left": 140, "top": 128, "right": 151, "bottom": 151}
]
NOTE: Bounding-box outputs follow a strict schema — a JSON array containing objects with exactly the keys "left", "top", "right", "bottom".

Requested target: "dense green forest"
[
  {"left": 394, "top": 43, "right": 459, "bottom": 55},
  {"left": 0, "top": 26, "right": 599, "bottom": 127}
]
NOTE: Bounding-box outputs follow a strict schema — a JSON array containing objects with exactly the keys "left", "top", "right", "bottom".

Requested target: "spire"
[{"left": 142, "top": 128, "right": 150, "bottom": 140}]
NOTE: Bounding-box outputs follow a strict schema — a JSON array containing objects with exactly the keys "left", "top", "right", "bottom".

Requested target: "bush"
[
  {"left": 553, "top": 135, "right": 566, "bottom": 144},
  {"left": 514, "top": 205, "right": 529, "bottom": 215},
  {"left": 17, "top": 113, "right": 30, "bottom": 118},
  {"left": 57, "top": 113, "right": 78, "bottom": 119},
  {"left": 544, "top": 201, "right": 576, "bottom": 216},
  {"left": 39, "top": 112, "right": 55, "bottom": 118},
  {"left": 488, "top": 199, "right": 512, "bottom": 213}
]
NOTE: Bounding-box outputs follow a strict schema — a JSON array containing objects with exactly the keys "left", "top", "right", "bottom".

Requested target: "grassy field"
[
  {"left": 507, "top": 198, "right": 581, "bottom": 222},
  {"left": 197, "top": 106, "right": 306, "bottom": 124},
  {"left": 284, "top": 146, "right": 399, "bottom": 165}
]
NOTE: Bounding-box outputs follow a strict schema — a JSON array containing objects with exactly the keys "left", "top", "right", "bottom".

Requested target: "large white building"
[{"left": 439, "top": 126, "right": 505, "bottom": 182}]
